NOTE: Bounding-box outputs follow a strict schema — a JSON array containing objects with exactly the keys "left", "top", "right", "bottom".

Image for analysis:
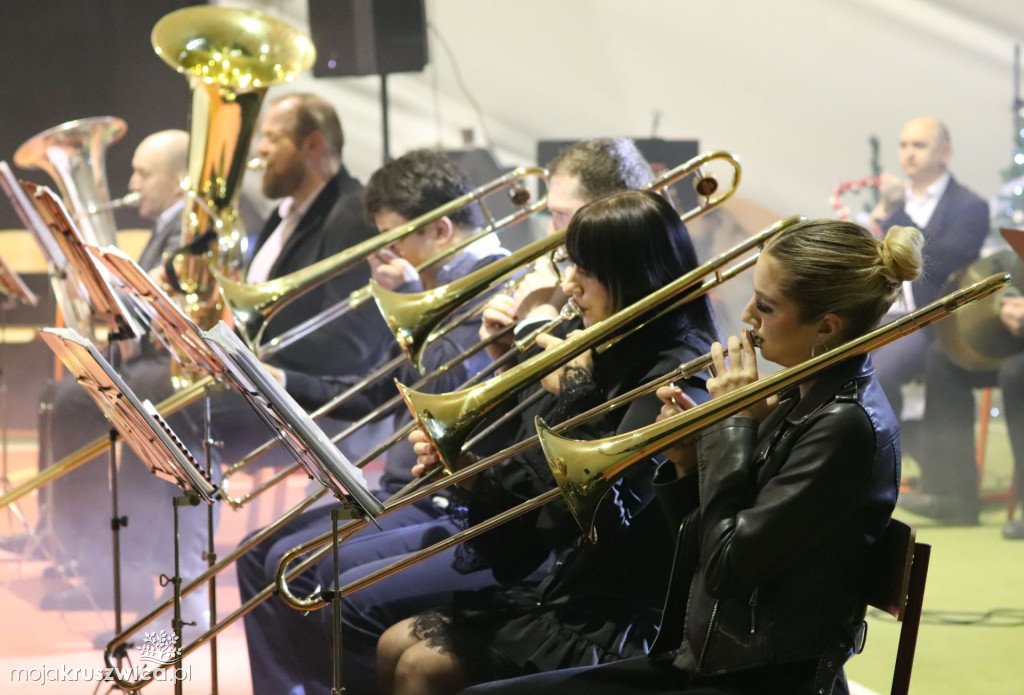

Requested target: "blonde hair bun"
[{"left": 880, "top": 225, "right": 925, "bottom": 284}]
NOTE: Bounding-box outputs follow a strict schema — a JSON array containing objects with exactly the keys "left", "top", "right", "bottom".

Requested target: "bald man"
[
  {"left": 868, "top": 117, "right": 989, "bottom": 520},
  {"left": 868, "top": 117, "right": 988, "bottom": 411},
  {"left": 128, "top": 129, "right": 189, "bottom": 270}
]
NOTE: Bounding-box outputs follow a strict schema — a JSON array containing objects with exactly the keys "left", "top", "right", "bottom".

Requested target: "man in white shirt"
[{"left": 868, "top": 117, "right": 989, "bottom": 422}]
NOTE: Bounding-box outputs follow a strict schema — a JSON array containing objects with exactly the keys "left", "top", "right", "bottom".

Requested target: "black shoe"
[
  {"left": 40, "top": 584, "right": 153, "bottom": 612},
  {"left": 1002, "top": 517, "right": 1024, "bottom": 540},
  {"left": 898, "top": 491, "right": 980, "bottom": 526}
]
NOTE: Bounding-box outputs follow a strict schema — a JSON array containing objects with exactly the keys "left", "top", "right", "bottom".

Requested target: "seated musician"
[
  {"left": 376, "top": 190, "right": 718, "bottom": 695},
  {"left": 238, "top": 148, "right": 508, "bottom": 695},
  {"left": 460, "top": 220, "right": 924, "bottom": 695},
  {"left": 256, "top": 138, "right": 657, "bottom": 695}
]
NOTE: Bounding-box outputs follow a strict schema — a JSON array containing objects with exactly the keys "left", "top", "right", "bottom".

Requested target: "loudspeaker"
[{"left": 308, "top": 0, "right": 428, "bottom": 77}]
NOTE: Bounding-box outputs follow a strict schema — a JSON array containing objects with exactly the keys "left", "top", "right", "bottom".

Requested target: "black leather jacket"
[{"left": 652, "top": 355, "right": 900, "bottom": 695}]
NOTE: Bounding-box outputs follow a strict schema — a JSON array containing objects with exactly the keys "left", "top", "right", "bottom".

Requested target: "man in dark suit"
[
  {"left": 205, "top": 92, "right": 392, "bottom": 466},
  {"left": 869, "top": 117, "right": 989, "bottom": 420},
  {"left": 867, "top": 117, "right": 990, "bottom": 525}
]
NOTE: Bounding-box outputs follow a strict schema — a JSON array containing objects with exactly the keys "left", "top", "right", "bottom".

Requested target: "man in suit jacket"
[
  {"left": 868, "top": 117, "right": 989, "bottom": 420},
  {"left": 206, "top": 92, "right": 393, "bottom": 467}
]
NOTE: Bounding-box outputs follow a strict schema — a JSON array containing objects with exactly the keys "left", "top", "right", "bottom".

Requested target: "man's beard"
[{"left": 262, "top": 163, "right": 304, "bottom": 199}]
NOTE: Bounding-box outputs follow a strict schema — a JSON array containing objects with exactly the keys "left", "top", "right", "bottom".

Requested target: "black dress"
[{"left": 410, "top": 312, "right": 713, "bottom": 682}]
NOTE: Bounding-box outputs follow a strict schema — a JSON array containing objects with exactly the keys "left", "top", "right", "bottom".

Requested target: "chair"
[
  {"left": 865, "top": 518, "right": 931, "bottom": 695},
  {"left": 974, "top": 387, "right": 1018, "bottom": 519}
]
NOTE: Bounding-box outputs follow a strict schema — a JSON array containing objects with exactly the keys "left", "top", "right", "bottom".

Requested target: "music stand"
[
  {"left": 203, "top": 322, "right": 382, "bottom": 695},
  {"left": 0, "top": 162, "right": 100, "bottom": 338},
  {"left": 40, "top": 327, "right": 216, "bottom": 694},
  {"left": 202, "top": 322, "right": 382, "bottom": 519},
  {"left": 23, "top": 182, "right": 149, "bottom": 687},
  {"left": 0, "top": 251, "right": 37, "bottom": 563},
  {"left": 91, "top": 244, "right": 228, "bottom": 693}
]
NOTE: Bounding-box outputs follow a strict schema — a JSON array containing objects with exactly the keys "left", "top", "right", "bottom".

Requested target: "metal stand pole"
[
  {"left": 380, "top": 72, "right": 391, "bottom": 164},
  {"left": 106, "top": 331, "right": 131, "bottom": 667},
  {"left": 169, "top": 493, "right": 200, "bottom": 695},
  {"left": 202, "top": 385, "right": 221, "bottom": 695},
  {"left": 329, "top": 507, "right": 346, "bottom": 695}
]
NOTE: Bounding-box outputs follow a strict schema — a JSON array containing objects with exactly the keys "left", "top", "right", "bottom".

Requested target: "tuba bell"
[
  {"left": 14, "top": 116, "right": 126, "bottom": 249},
  {"left": 150, "top": 5, "right": 315, "bottom": 386}
]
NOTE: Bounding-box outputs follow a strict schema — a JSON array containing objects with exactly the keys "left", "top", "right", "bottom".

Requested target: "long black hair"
[{"left": 564, "top": 189, "right": 717, "bottom": 344}]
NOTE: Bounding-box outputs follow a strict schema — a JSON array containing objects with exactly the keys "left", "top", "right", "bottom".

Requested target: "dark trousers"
[
  {"left": 872, "top": 326, "right": 931, "bottom": 422},
  {"left": 919, "top": 345, "right": 1024, "bottom": 503},
  {"left": 238, "top": 491, "right": 498, "bottom": 695}
]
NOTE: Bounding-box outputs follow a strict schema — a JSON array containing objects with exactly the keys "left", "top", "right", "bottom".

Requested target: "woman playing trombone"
[
  {"left": 462, "top": 219, "right": 924, "bottom": 695},
  {"left": 377, "top": 190, "right": 718, "bottom": 695}
]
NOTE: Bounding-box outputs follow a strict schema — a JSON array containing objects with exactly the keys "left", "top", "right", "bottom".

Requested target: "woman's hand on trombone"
[
  {"left": 708, "top": 328, "right": 776, "bottom": 421},
  {"left": 409, "top": 427, "right": 478, "bottom": 489},
  {"left": 655, "top": 384, "right": 699, "bottom": 478}
]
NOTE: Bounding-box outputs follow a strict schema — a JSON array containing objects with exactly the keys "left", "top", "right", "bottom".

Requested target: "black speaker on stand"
[{"left": 307, "top": 0, "right": 429, "bottom": 163}]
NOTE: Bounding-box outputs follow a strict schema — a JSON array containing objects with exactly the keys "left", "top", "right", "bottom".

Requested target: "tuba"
[
  {"left": 14, "top": 116, "right": 126, "bottom": 249},
  {"left": 150, "top": 6, "right": 315, "bottom": 386}
]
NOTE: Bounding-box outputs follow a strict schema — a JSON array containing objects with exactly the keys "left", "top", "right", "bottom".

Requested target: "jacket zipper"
[
  {"left": 697, "top": 600, "right": 719, "bottom": 672},
  {"left": 748, "top": 587, "right": 759, "bottom": 634}
]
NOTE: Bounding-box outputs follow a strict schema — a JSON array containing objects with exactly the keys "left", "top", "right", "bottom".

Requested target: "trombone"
[
  {"left": 371, "top": 151, "right": 742, "bottom": 369},
  {"left": 217, "top": 151, "right": 739, "bottom": 504},
  {"left": 101, "top": 218, "right": 766, "bottom": 691},
  {"left": 219, "top": 166, "right": 549, "bottom": 356},
  {"left": 275, "top": 270, "right": 1011, "bottom": 614}
]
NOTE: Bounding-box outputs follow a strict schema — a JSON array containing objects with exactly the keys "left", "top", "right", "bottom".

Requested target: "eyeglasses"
[{"left": 549, "top": 246, "right": 574, "bottom": 282}]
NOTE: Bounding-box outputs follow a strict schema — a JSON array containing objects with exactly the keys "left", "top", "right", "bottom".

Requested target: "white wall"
[{"left": 224, "top": 0, "right": 1019, "bottom": 219}]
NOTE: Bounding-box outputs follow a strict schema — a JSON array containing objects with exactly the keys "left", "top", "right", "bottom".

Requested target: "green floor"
[{"left": 846, "top": 418, "right": 1022, "bottom": 695}]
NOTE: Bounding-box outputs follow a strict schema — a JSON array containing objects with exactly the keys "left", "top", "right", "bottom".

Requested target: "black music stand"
[
  {"left": 203, "top": 323, "right": 382, "bottom": 695},
  {"left": 25, "top": 183, "right": 147, "bottom": 691},
  {"left": 40, "top": 328, "right": 216, "bottom": 695},
  {"left": 0, "top": 162, "right": 87, "bottom": 571},
  {"left": 0, "top": 251, "right": 38, "bottom": 559},
  {"left": 92, "top": 244, "right": 226, "bottom": 694}
]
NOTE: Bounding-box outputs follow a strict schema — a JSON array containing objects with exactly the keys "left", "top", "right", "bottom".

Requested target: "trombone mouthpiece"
[{"left": 247, "top": 156, "right": 266, "bottom": 171}]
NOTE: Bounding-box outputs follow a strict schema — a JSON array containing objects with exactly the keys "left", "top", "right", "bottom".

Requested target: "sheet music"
[
  {"left": 24, "top": 183, "right": 144, "bottom": 339},
  {"left": 38, "top": 327, "right": 217, "bottom": 503},
  {"left": 0, "top": 251, "right": 37, "bottom": 306},
  {"left": 202, "top": 322, "right": 383, "bottom": 519},
  {"left": 92, "top": 245, "right": 225, "bottom": 378}
]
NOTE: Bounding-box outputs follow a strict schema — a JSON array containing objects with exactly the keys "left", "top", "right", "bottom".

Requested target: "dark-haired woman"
[
  {"left": 376, "top": 190, "right": 719, "bottom": 695},
  {"left": 460, "top": 220, "right": 924, "bottom": 695}
]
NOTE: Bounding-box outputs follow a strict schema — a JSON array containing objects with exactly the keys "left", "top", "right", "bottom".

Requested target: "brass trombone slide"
[
  {"left": 219, "top": 166, "right": 548, "bottom": 354},
  {"left": 371, "top": 151, "right": 742, "bottom": 369},
  {"left": 290, "top": 270, "right": 1012, "bottom": 608},
  {"left": 101, "top": 231, "right": 759, "bottom": 687}
]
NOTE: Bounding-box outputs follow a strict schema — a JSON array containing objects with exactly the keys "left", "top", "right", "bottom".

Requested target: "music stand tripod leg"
[
  {"left": 167, "top": 493, "right": 200, "bottom": 695},
  {"left": 202, "top": 383, "right": 222, "bottom": 695},
  {"left": 326, "top": 506, "right": 363, "bottom": 695}
]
